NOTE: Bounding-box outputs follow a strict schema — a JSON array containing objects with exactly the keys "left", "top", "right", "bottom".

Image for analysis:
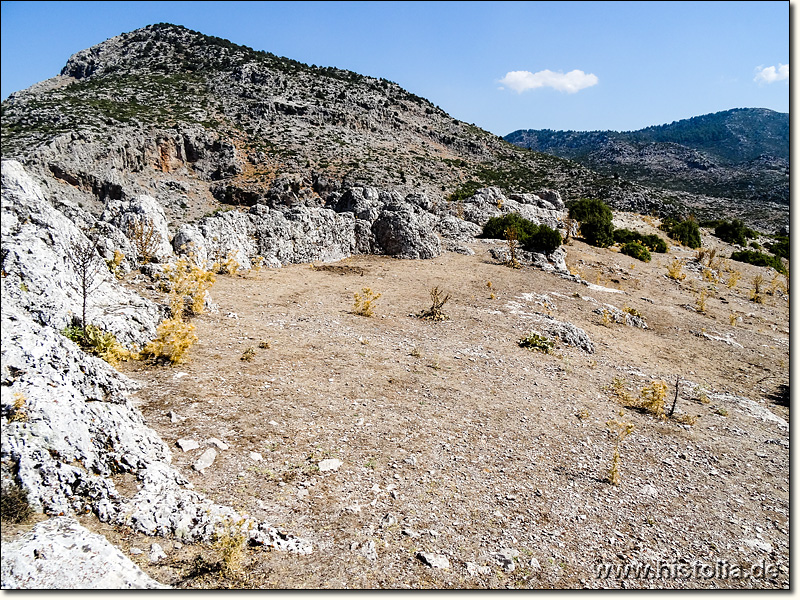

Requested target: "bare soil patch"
[{"left": 95, "top": 218, "right": 788, "bottom": 588}]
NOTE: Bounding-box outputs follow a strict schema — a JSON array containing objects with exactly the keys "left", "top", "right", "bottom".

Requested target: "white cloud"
[
  {"left": 498, "top": 69, "right": 599, "bottom": 94},
  {"left": 754, "top": 63, "right": 789, "bottom": 84}
]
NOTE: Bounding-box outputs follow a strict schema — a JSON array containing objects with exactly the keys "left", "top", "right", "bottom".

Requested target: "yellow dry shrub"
[
  {"left": 638, "top": 380, "right": 668, "bottom": 419},
  {"left": 606, "top": 416, "right": 635, "bottom": 486},
  {"left": 667, "top": 258, "right": 686, "bottom": 281},
  {"left": 162, "top": 256, "right": 216, "bottom": 317},
  {"left": 212, "top": 253, "right": 240, "bottom": 276},
  {"left": 353, "top": 287, "right": 381, "bottom": 317},
  {"left": 83, "top": 324, "right": 137, "bottom": 366},
  {"left": 726, "top": 269, "right": 742, "bottom": 289},
  {"left": 142, "top": 318, "right": 198, "bottom": 364}
]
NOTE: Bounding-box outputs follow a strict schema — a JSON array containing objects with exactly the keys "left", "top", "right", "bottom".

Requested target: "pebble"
[
  {"left": 249, "top": 451, "right": 263, "bottom": 462},
  {"left": 381, "top": 513, "right": 397, "bottom": 528},
  {"left": 148, "top": 543, "right": 167, "bottom": 563},
  {"left": 192, "top": 448, "right": 217, "bottom": 472},
  {"left": 129, "top": 547, "right": 143, "bottom": 556},
  {"left": 357, "top": 540, "right": 378, "bottom": 561},
  {"left": 207, "top": 437, "right": 229, "bottom": 450},
  {"left": 417, "top": 552, "right": 449, "bottom": 569},
  {"left": 176, "top": 439, "right": 200, "bottom": 452},
  {"left": 319, "top": 458, "right": 343, "bottom": 472},
  {"left": 168, "top": 410, "right": 185, "bottom": 423}
]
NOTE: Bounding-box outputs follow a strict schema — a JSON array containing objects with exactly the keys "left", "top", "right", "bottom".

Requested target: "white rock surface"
[{"left": 0, "top": 517, "right": 169, "bottom": 589}]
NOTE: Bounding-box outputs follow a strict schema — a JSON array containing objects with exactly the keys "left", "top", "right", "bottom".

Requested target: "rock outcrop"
[{"left": 1, "top": 517, "right": 169, "bottom": 589}]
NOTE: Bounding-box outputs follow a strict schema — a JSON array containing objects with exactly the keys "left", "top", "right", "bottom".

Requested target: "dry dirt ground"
[{"left": 14, "top": 214, "right": 791, "bottom": 589}]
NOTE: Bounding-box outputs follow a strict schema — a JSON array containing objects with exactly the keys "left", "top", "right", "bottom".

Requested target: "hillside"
[
  {"left": 505, "top": 109, "right": 789, "bottom": 209},
  {"left": 0, "top": 23, "right": 788, "bottom": 231},
  {"left": 0, "top": 23, "right": 789, "bottom": 590}
]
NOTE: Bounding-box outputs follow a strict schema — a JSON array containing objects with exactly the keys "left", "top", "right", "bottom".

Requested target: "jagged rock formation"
[
  {"left": 5, "top": 22, "right": 786, "bottom": 237},
  {"left": 1, "top": 160, "right": 311, "bottom": 588}
]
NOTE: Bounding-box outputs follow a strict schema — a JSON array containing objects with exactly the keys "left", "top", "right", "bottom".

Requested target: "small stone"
[
  {"left": 641, "top": 483, "right": 658, "bottom": 497},
  {"left": 149, "top": 543, "right": 167, "bottom": 563},
  {"left": 168, "top": 410, "right": 185, "bottom": 423},
  {"left": 381, "top": 513, "right": 397, "bottom": 528},
  {"left": 129, "top": 547, "right": 143, "bottom": 556},
  {"left": 529, "top": 557, "right": 541, "bottom": 571},
  {"left": 318, "top": 458, "right": 343, "bottom": 472},
  {"left": 402, "top": 528, "right": 420, "bottom": 538},
  {"left": 269, "top": 420, "right": 279, "bottom": 426},
  {"left": 417, "top": 552, "right": 449, "bottom": 569},
  {"left": 192, "top": 448, "right": 217, "bottom": 472},
  {"left": 176, "top": 439, "right": 200, "bottom": 452},
  {"left": 297, "top": 488, "right": 309, "bottom": 498},
  {"left": 345, "top": 504, "right": 362, "bottom": 514},
  {"left": 492, "top": 549, "right": 518, "bottom": 573},
  {"left": 249, "top": 451, "right": 263, "bottom": 462},
  {"left": 358, "top": 540, "right": 378, "bottom": 561},
  {"left": 207, "top": 437, "right": 229, "bottom": 450}
]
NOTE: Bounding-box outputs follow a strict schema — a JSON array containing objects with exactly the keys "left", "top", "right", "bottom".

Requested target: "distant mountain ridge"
[
  {"left": 0, "top": 23, "right": 789, "bottom": 231},
  {"left": 505, "top": 108, "right": 789, "bottom": 205}
]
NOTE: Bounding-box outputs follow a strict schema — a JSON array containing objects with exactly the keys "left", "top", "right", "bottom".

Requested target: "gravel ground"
[{"left": 78, "top": 218, "right": 789, "bottom": 589}]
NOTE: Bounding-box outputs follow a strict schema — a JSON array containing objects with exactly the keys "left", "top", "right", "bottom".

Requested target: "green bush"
[
  {"left": 768, "top": 236, "right": 789, "bottom": 259},
  {"left": 714, "top": 219, "right": 757, "bottom": 246},
  {"left": 568, "top": 198, "right": 614, "bottom": 248},
  {"left": 668, "top": 219, "right": 702, "bottom": 249},
  {"left": 613, "top": 229, "right": 667, "bottom": 253},
  {"left": 525, "top": 224, "right": 562, "bottom": 254},
  {"left": 518, "top": 332, "right": 554, "bottom": 354},
  {"left": 730, "top": 250, "right": 787, "bottom": 275},
  {"left": 620, "top": 241, "right": 652, "bottom": 262},
  {"left": 481, "top": 214, "right": 561, "bottom": 254}
]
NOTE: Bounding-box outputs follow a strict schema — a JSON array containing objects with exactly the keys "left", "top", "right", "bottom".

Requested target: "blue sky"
[{"left": 0, "top": 1, "right": 790, "bottom": 135}]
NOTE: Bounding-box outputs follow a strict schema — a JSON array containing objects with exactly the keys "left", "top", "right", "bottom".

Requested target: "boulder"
[
  {"left": 1, "top": 517, "right": 169, "bottom": 589},
  {"left": 371, "top": 206, "right": 441, "bottom": 259},
  {"left": 100, "top": 194, "right": 174, "bottom": 263}
]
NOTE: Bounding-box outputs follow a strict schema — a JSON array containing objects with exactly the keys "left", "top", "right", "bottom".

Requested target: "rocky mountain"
[
  {"left": 1, "top": 23, "right": 787, "bottom": 233},
  {"left": 505, "top": 108, "right": 789, "bottom": 209}
]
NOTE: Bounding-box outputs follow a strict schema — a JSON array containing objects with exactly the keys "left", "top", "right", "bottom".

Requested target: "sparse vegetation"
[
  {"left": 667, "top": 258, "right": 687, "bottom": 281},
  {"left": 66, "top": 234, "right": 104, "bottom": 328},
  {"left": 127, "top": 219, "right": 161, "bottom": 263},
  {"left": 606, "top": 415, "right": 635, "bottom": 485},
  {"left": 62, "top": 324, "right": 135, "bottom": 366},
  {"left": 353, "top": 287, "right": 381, "bottom": 316},
  {"left": 1, "top": 483, "right": 33, "bottom": 524},
  {"left": 518, "top": 332, "right": 554, "bottom": 354},
  {"left": 141, "top": 317, "right": 198, "bottom": 364},
  {"left": 416, "top": 287, "right": 451, "bottom": 321},
  {"left": 241, "top": 347, "right": 256, "bottom": 361}
]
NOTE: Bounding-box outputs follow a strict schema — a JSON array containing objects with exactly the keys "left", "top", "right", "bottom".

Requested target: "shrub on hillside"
[
  {"left": 481, "top": 213, "right": 562, "bottom": 254},
  {"left": 568, "top": 198, "right": 614, "bottom": 248},
  {"left": 768, "top": 236, "right": 789, "bottom": 260},
  {"left": 620, "top": 240, "right": 651, "bottom": 262},
  {"left": 662, "top": 218, "right": 701, "bottom": 248},
  {"left": 730, "top": 250, "right": 787, "bottom": 275},
  {"left": 613, "top": 229, "right": 667, "bottom": 253},
  {"left": 714, "top": 219, "right": 757, "bottom": 246}
]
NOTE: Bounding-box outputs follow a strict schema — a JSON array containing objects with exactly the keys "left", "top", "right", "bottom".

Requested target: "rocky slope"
[
  {"left": 505, "top": 109, "right": 789, "bottom": 214},
  {"left": 1, "top": 23, "right": 787, "bottom": 233},
  {"left": 0, "top": 23, "right": 789, "bottom": 589}
]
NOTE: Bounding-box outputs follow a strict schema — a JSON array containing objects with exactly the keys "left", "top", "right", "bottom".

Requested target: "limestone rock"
[{"left": 0, "top": 517, "right": 169, "bottom": 589}]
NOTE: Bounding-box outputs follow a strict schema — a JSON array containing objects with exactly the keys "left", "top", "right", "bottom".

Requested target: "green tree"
[{"left": 568, "top": 198, "right": 614, "bottom": 248}]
